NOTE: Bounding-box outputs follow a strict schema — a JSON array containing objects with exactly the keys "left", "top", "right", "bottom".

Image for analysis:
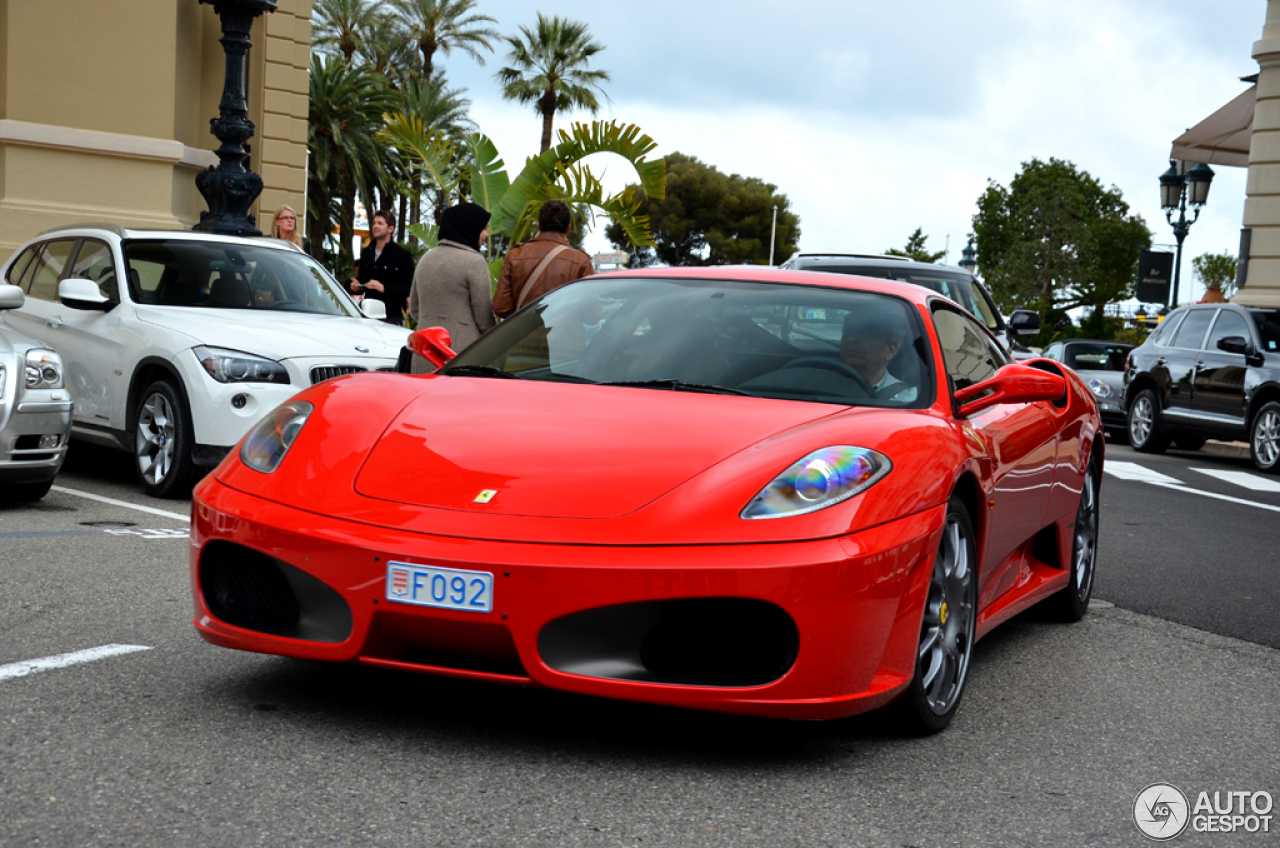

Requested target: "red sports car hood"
[{"left": 353, "top": 378, "right": 839, "bottom": 519}]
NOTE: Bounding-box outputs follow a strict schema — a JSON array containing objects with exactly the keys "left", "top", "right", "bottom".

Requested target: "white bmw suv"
[{"left": 1, "top": 225, "right": 410, "bottom": 498}]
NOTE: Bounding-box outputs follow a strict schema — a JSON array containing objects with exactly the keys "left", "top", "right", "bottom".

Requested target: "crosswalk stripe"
[
  {"left": 1191, "top": 468, "right": 1280, "bottom": 493},
  {"left": 1103, "top": 461, "right": 1182, "bottom": 485}
]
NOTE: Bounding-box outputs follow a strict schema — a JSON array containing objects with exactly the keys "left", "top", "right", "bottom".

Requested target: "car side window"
[
  {"left": 68, "top": 239, "right": 120, "bottom": 302},
  {"left": 1042, "top": 343, "right": 1062, "bottom": 361},
  {"left": 5, "top": 246, "right": 37, "bottom": 286},
  {"left": 1148, "top": 311, "right": 1184, "bottom": 347},
  {"left": 25, "top": 239, "right": 79, "bottom": 302},
  {"left": 1206, "top": 310, "right": 1250, "bottom": 352},
  {"left": 1171, "top": 308, "right": 1215, "bottom": 350},
  {"left": 931, "top": 304, "right": 1007, "bottom": 390},
  {"left": 1252, "top": 311, "right": 1280, "bottom": 352}
]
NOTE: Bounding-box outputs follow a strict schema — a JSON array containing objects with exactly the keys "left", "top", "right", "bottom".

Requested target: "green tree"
[
  {"left": 496, "top": 13, "right": 610, "bottom": 153},
  {"left": 312, "top": 0, "right": 377, "bottom": 63},
  {"left": 354, "top": 15, "right": 417, "bottom": 85},
  {"left": 972, "top": 158, "right": 1151, "bottom": 322},
  {"left": 394, "top": 0, "right": 498, "bottom": 84},
  {"left": 604, "top": 152, "right": 800, "bottom": 267},
  {"left": 885, "top": 227, "right": 946, "bottom": 263},
  {"left": 1193, "top": 251, "right": 1238, "bottom": 298}
]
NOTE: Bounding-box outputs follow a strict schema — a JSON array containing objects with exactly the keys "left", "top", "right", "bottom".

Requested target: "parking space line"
[
  {"left": 51, "top": 486, "right": 190, "bottom": 523},
  {"left": 0, "top": 644, "right": 152, "bottom": 682},
  {"left": 1104, "top": 461, "right": 1182, "bottom": 485},
  {"left": 1191, "top": 467, "right": 1280, "bottom": 493}
]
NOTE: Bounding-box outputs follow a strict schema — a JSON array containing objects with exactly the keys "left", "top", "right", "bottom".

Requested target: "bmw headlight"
[
  {"left": 25, "top": 349, "right": 63, "bottom": 389},
  {"left": 195, "top": 346, "right": 290, "bottom": 384},
  {"left": 240, "top": 400, "right": 312, "bottom": 473},
  {"left": 742, "top": 446, "right": 892, "bottom": 519},
  {"left": 1086, "top": 378, "right": 1112, "bottom": 400}
]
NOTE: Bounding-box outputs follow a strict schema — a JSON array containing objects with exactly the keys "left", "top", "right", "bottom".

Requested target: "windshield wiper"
[
  {"left": 440, "top": 364, "right": 521, "bottom": 379},
  {"left": 598, "top": 378, "right": 754, "bottom": 397}
]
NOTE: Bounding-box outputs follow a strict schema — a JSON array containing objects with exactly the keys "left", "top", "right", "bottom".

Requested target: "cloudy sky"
[{"left": 428, "top": 0, "right": 1264, "bottom": 302}]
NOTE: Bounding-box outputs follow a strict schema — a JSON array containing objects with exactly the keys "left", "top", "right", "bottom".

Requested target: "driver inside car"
[{"left": 839, "top": 306, "right": 917, "bottom": 402}]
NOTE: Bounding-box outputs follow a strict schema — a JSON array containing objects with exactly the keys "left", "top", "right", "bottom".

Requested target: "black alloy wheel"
[
  {"left": 1127, "top": 388, "right": 1171, "bottom": 454},
  {"left": 133, "top": 379, "right": 196, "bottom": 499},
  {"left": 1251, "top": 401, "right": 1280, "bottom": 474},
  {"left": 894, "top": 496, "right": 978, "bottom": 735},
  {"left": 1044, "top": 454, "right": 1100, "bottom": 622}
]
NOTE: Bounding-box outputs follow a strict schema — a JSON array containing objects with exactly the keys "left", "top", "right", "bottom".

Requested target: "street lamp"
[
  {"left": 958, "top": 237, "right": 977, "bottom": 274},
  {"left": 1159, "top": 159, "right": 1215, "bottom": 308}
]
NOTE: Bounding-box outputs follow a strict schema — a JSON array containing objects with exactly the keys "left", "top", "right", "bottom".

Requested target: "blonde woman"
[{"left": 271, "top": 206, "right": 311, "bottom": 253}]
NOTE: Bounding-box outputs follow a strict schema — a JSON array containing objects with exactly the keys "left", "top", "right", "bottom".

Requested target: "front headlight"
[
  {"left": 742, "top": 446, "right": 892, "bottom": 519},
  {"left": 240, "top": 400, "right": 313, "bottom": 473},
  {"left": 1086, "top": 378, "right": 1112, "bottom": 400},
  {"left": 25, "top": 349, "right": 63, "bottom": 389},
  {"left": 195, "top": 346, "right": 290, "bottom": 384}
]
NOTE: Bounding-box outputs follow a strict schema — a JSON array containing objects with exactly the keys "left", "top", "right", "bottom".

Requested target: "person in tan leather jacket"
[{"left": 492, "top": 200, "right": 594, "bottom": 319}]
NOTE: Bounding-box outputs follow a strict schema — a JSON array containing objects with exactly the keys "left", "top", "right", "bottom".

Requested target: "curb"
[{"left": 1203, "top": 439, "right": 1251, "bottom": 459}]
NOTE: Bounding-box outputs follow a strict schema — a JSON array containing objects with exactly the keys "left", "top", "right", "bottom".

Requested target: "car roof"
[
  {"left": 588, "top": 266, "right": 942, "bottom": 307},
  {"left": 29, "top": 224, "right": 300, "bottom": 252},
  {"left": 785, "top": 253, "right": 974, "bottom": 276}
]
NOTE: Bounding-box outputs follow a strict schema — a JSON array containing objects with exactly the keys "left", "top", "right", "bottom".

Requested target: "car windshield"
[
  {"left": 1251, "top": 310, "right": 1280, "bottom": 352},
  {"left": 1064, "top": 343, "right": 1131, "bottom": 372},
  {"left": 815, "top": 266, "right": 999, "bottom": 331},
  {"left": 445, "top": 276, "right": 933, "bottom": 408},
  {"left": 122, "top": 239, "right": 359, "bottom": 317}
]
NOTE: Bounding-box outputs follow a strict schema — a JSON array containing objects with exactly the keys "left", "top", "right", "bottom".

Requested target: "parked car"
[
  {"left": 1123, "top": 302, "right": 1280, "bottom": 472},
  {"left": 0, "top": 283, "right": 71, "bottom": 503},
  {"left": 1, "top": 225, "right": 410, "bottom": 498},
  {"left": 778, "top": 253, "right": 1041, "bottom": 357},
  {"left": 1041, "top": 339, "right": 1134, "bottom": 441},
  {"left": 191, "top": 267, "right": 1101, "bottom": 734}
]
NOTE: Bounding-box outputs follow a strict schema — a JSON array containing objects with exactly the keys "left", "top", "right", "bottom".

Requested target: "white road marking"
[
  {"left": 51, "top": 485, "right": 190, "bottom": 523},
  {"left": 1192, "top": 468, "right": 1280, "bottom": 493},
  {"left": 104, "top": 528, "right": 189, "bottom": 540},
  {"left": 0, "top": 644, "right": 152, "bottom": 682},
  {"left": 1103, "top": 461, "right": 1183, "bottom": 485},
  {"left": 1141, "top": 481, "right": 1280, "bottom": 514}
]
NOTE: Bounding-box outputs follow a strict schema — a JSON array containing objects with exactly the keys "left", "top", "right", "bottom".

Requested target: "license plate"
[{"left": 386, "top": 562, "right": 493, "bottom": 613}]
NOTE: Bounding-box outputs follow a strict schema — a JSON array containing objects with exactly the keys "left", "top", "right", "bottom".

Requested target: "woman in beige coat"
[{"left": 407, "top": 202, "right": 495, "bottom": 373}]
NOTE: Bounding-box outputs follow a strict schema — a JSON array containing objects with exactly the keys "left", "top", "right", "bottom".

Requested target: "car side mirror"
[
  {"left": 954, "top": 361, "right": 1066, "bottom": 417},
  {"left": 360, "top": 298, "right": 387, "bottom": 320},
  {"left": 58, "top": 277, "right": 113, "bottom": 311},
  {"left": 1008, "top": 309, "right": 1041, "bottom": 337},
  {"left": 1216, "top": 335, "right": 1256, "bottom": 357},
  {"left": 0, "top": 283, "right": 23, "bottom": 310},
  {"left": 407, "top": 327, "right": 457, "bottom": 369}
]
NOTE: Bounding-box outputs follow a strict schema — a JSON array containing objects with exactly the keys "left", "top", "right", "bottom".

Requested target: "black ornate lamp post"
[
  {"left": 1159, "top": 159, "right": 1215, "bottom": 308},
  {"left": 958, "top": 237, "right": 977, "bottom": 275},
  {"left": 194, "top": 0, "right": 278, "bottom": 237}
]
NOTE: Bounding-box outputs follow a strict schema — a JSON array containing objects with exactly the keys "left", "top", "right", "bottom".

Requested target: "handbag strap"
[{"left": 515, "top": 244, "right": 569, "bottom": 309}]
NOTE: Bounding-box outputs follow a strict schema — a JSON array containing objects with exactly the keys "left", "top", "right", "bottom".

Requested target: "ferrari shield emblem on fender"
[{"left": 474, "top": 489, "right": 497, "bottom": 503}]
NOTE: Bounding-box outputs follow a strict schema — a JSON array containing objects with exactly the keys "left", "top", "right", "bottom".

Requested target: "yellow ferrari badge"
[{"left": 474, "top": 489, "right": 497, "bottom": 504}]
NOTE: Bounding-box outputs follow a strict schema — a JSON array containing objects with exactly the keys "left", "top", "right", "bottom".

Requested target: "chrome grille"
[{"left": 310, "top": 365, "right": 367, "bottom": 385}]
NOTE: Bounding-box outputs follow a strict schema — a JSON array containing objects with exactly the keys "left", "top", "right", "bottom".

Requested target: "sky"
[{"left": 418, "top": 0, "right": 1266, "bottom": 304}]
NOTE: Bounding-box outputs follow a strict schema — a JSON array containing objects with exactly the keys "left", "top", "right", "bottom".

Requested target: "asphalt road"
[{"left": 1, "top": 441, "right": 1278, "bottom": 847}]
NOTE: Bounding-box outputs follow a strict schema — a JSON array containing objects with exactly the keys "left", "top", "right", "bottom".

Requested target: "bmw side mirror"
[
  {"left": 360, "top": 299, "right": 387, "bottom": 320},
  {"left": 1008, "top": 309, "right": 1041, "bottom": 337},
  {"left": 0, "top": 283, "right": 23, "bottom": 310},
  {"left": 58, "top": 277, "right": 114, "bottom": 311}
]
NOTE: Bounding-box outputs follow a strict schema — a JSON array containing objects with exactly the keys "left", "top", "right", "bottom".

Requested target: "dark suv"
[
  {"left": 1123, "top": 302, "right": 1280, "bottom": 472},
  {"left": 779, "top": 253, "right": 1040, "bottom": 357}
]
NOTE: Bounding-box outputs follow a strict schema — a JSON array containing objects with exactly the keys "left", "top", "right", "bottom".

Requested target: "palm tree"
[
  {"left": 312, "top": 0, "right": 377, "bottom": 63},
  {"left": 354, "top": 15, "right": 418, "bottom": 85},
  {"left": 394, "top": 0, "right": 499, "bottom": 84},
  {"left": 307, "top": 55, "right": 396, "bottom": 263},
  {"left": 392, "top": 76, "right": 475, "bottom": 237},
  {"left": 496, "top": 13, "right": 611, "bottom": 153}
]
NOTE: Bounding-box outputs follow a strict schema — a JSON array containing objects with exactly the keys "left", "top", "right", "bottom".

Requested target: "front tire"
[
  {"left": 1044, "top": 454, "right": 1100, "bottom": 622},
  {"left": 0, "top": 479, "right": 53, "bottom": 505},
  {"left": 1127, "top": 389, "right": 1170, "bottom": 454},
  {"left": 894, "top": 496, "right": 978, "bottom": 735},
  {"left": 1251, "top": 401, "right": 1280, "bottom": 474},
  {"left": 133, "top": 379, "right": 196, "bottom": 499}
]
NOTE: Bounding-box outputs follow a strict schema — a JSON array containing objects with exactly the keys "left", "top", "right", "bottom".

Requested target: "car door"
[
  {"left": 1192, "top": 308, "right": 1252, "bottom": 433},
  {"left": 1162, "top": 307, "right": 1215, "bottom": 419},
  {"left": 5, "top": 238, "right": 78, "bottom": 349},
  {"left": 932, "top": 304, "right": 1057, "bottom": 607}
]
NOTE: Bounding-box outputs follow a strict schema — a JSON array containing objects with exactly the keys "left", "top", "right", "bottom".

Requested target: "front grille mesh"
[
  {"left": 310, "top": 365, "right": 367, "bottom": 385},
  {"left": 200, "top": 545, "right": 300, "bottom": 635},
  {"left": 639, "top": 599, "right": 799, "bottom": 685}
]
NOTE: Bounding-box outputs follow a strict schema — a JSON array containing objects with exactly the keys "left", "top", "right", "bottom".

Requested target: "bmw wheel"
[
  {"left": 134, "top": 379, "right": 196, "bottom": 498},
  {"left": 1045, "top": 454, "right": 1100, "bottom": 622},
  {"left": 895, "top": 496, "right": 977, "bottom": 735},
  {"left": 1127, "top": 389, "right": 1170, "bottom": 454},
  {"left": 1251, "top": 401, "right": 1280, "bottom": 474}
]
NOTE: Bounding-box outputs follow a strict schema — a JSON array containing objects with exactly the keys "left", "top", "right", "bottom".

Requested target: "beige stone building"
[{"left": 0, "top": 0, "right": 311, "bottom": 257}]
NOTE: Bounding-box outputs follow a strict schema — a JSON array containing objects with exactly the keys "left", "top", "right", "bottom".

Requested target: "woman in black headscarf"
[{"left": 407, "top": 202, "right": 494, "bottom": 372}]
